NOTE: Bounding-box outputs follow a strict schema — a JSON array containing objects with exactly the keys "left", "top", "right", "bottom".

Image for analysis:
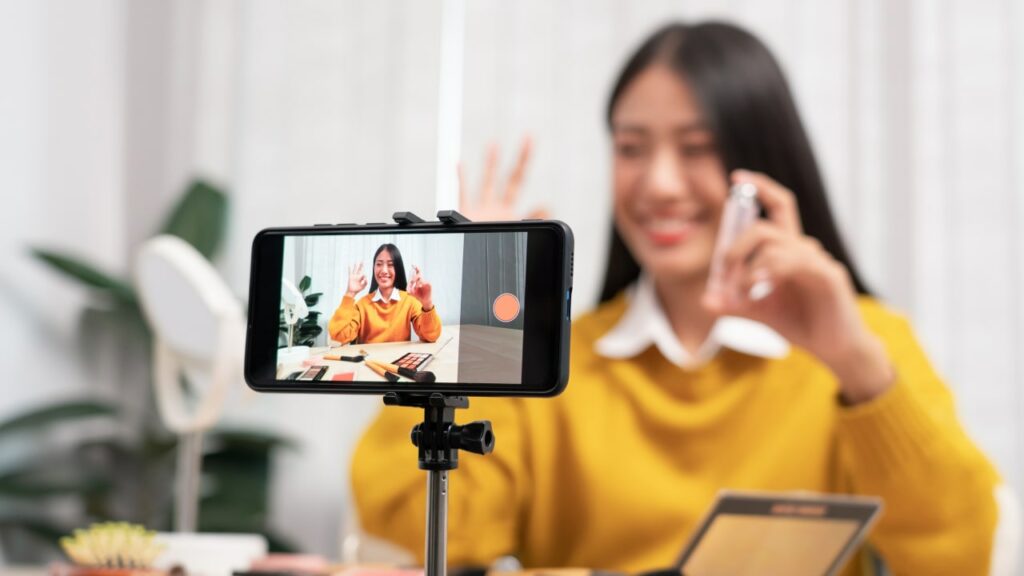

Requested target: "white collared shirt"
[
  {"left": 371, "top": 288, "right": 402, "bottom": 304},
  {"left": 594, "top": 275, "right": 790, "bottom": 369}
]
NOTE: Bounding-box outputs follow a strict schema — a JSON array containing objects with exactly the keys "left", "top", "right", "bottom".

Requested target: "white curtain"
[
  {"left": 0, "top": 1, "right": 127, "bottom": 422},
  {"left": 4, "top": 0, "right": 1023, "bottom": 557}
]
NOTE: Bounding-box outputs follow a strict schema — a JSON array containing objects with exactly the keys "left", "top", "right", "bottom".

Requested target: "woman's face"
[
  {"left": 611, "top": 65, "right": 729, "bottom": 284},
  {"left": 374, "top": 249, "right": 396, "bottom": 291}
]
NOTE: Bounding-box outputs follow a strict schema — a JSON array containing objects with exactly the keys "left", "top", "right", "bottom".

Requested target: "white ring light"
[{"left": 135, "top": 234, "right": 244, "bottom": 531}]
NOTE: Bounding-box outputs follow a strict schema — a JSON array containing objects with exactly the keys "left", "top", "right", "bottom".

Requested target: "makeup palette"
[
  {"left": 391, "top": 352, "right": 432, "bottom": 372},
  {"left": 297, "top": 365, "right": 328, "bottom": 381}
]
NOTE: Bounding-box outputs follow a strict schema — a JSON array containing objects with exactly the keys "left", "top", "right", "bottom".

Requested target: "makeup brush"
[
  {"left": 324, "top": 348, "right": 371, "bottom": 362},
  {"left": 367, "top": 359, "right": 436, "bottom": 383},
  {"left": 364, "top": 359, "right": 399, "bottom": 382},
  {"left": 323, "top": 353, "right": 364, "bottom": 362}
]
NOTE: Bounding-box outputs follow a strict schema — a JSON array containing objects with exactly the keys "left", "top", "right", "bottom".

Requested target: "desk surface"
[
  {"left": 276, "top": 324, "right": 523, "bottom": 385},
  {"left": 277, "top": 326, "right": 461, "bottom": 383}
]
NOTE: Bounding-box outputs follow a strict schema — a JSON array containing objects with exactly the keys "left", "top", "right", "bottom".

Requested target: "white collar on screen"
[
  {"left": 594, "top": 275, "right": 790, "bottom": 369},
  {"left": 372, "top": 288, "right": 402, "bottom": 303}
]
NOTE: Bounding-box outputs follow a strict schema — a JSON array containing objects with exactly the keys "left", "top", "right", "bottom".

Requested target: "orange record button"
[{"left": 493, "top": 293, "right": 521, "bottom": 323}]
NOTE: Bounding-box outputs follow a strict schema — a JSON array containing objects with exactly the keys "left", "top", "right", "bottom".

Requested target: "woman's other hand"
[
  {"left": 458, "top": 136, "right": 549, "bottom": 221},
  {"left": 703, "top": 170, "right": 894, "bottom": 404},
  {"left": 408, "top": 265, "right": 433, "bottom": 311},
  {"left": 346, "top": 262, "right": 368, "bottom": 298}
]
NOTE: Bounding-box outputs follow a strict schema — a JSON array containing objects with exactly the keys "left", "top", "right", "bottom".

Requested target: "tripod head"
[{"left": 383, "top": 392, "right": 494, "bottom": 471}]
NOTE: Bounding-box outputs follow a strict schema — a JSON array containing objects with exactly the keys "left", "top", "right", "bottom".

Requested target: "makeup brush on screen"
[
  {"left": 367, "top": 359, "right": 437, "bottom": 383},
  {"left": 364, "top": 359, "right": 400, "bottom": 382}
]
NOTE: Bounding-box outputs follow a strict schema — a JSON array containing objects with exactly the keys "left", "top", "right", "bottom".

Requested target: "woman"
[
  {"left": 328, "top": 243, "right": 441, "bottom": 344},
  {"left": 352, "top": 23, "right": 999, "bottom": 575}
]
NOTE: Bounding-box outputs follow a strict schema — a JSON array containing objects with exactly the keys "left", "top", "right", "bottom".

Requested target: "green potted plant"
[
  {"left": 279, "top": 275, "right": 323, "bottom": 348},
  {"left": 0, "top": 179, "right": 298, "bottom": 561}
]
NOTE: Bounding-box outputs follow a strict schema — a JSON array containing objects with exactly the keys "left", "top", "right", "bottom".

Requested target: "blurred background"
[{"left": 1, "top": 0, "right": 1022, "bottom": 562}]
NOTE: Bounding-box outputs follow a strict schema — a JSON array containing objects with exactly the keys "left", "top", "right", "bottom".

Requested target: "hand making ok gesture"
[
  {"left": 407, "top": 265, "right": 434, "bottom": 311},
  {"left": 345, "top": 262, "right": 368, "bottom": 299}
]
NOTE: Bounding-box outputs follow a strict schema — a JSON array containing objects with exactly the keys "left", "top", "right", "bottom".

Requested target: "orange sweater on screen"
[{"left": 328, "top": 291, "right": 442, "bottom": 344}]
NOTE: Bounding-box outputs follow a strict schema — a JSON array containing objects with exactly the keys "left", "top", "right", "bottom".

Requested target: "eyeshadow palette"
[
  {"left": 297, "top": 365, "right": 328, "bottom": 381},
  {"left": 391, "top": 352, "right": 433, "bottom": 372}
]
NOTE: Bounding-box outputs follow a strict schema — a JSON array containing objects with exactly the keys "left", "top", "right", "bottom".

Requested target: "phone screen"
[{"left": 245, "top": 221, "right": 572, "bottom": 396}]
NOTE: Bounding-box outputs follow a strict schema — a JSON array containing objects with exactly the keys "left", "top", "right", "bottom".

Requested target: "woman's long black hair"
[
  {"left": 368, "top": 243, "right": 408, "bottom": 293},
  {"left": 600, "top": 22, "right": 870, "bottom": 303}
]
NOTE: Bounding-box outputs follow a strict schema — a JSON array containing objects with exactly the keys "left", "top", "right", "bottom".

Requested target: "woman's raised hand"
[
  {"left": 702, "top": 170, "right": 894, "bottom": 404},
  {"left": 346, "top": 262, "right": 367, "bottom": 298},
  {"left": 407, "top": 265, "right": 433, "bottom": 311},
  {"left": 458, "top": 137, "right": 549, "bottom": 222}
]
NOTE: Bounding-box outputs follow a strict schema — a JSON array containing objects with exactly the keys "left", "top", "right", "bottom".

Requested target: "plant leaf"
[
  {"left": 160, "top": 178, "right": 228, "bottom": 259},
  {"left": 0, "top": 400, "right": 117, "bottom": 439},
  {"left": 0, "top": 463, "right": 112, "bottom": 498},
  {"left": 299, "top": 276, "right": 311, "bottom": 292},
  {"left": 263, "top": 530, "right": 301, "bottom": 553},
  {"left": 30, "top": 248, "right": 136, "bottom": 304},
  {"left": 304, "top": 293, "right": 322, "bottom": 307},
  {"left": 0, "top": 514, "right": 70, "bottom": 553},
  {"left": 208, "top": 428, "right": 299, "bottom": 452}
]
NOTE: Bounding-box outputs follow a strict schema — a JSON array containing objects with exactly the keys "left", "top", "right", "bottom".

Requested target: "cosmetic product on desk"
[
  {"left": 53, "top": 522, "right": 170, "bottom": 576},
  {"left": 322, "top": 353, "right": 366, "bottom": 363},
  {"left": 366, "top": 359, "right": 436, "bottom": 383},
  {"left": 364, "top": 359, "right": 400, "bottom": 382}
]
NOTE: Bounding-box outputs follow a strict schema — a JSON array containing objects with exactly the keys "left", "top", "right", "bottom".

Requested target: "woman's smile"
[{"left": 639, "top": 211, "right": 710, "bottom": 247}]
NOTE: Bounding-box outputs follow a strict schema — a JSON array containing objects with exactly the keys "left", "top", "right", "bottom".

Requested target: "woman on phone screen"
[
  {"left": 329, "top": 243, "right": 441, "bottom": 344},
  {"left": 351, "top": 22, "right": 1000, "bottom": 575}
]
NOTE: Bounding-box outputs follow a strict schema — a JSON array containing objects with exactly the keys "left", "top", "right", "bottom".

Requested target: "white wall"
[
  {"left": 0, "top": 1, "right": 126, "bottom": 418},
  {"left": 3, "top": 0, "right": 1023, "bottom": 559}
]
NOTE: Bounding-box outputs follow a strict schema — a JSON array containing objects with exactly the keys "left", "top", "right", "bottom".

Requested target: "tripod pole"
[
  {"left": 383, "top": 392, "right": 494, "bottom": 576},
  {"left": 426, "top": 469, "right": 449, "bottom": 576}
]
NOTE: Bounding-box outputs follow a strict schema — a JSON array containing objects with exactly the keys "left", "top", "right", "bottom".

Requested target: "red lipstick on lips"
[{"left": 648, "top": 222, "right": 697, "bottom": 246}]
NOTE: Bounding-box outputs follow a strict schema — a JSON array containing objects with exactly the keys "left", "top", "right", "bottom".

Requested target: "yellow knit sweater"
[{"left": 351, "top": 294, "right": 999, "bottom": 575}]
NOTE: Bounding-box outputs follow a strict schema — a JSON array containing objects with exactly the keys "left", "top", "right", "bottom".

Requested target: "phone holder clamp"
[
  {"left": 382, "top": 392, "right": 495, "bottom": 471},
  {"left": 391, "top": 210, "right": 471, "bottom": 226}
]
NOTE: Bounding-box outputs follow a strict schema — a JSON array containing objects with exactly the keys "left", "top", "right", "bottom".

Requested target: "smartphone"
[{"left": 244, "top": 220, "right": 573, "bottom": 396}]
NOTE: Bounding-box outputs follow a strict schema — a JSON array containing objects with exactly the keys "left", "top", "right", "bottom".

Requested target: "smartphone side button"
[{"left": 566, "top": 289, "right": 572, "bottom": 320}]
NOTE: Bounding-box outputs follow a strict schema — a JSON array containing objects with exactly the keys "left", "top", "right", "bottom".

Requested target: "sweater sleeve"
[
  {"left": 836, "top": 307, "right": 1000, "bottom": 575},
  {"left": 410, "top": 300, "right": 442, "bottom": 343},
  {"left": 351, "top": 396, "right": 531, "bottom": 566},
  {"left": 328, "top": 295, "right": 362, "bottom": 344}
]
